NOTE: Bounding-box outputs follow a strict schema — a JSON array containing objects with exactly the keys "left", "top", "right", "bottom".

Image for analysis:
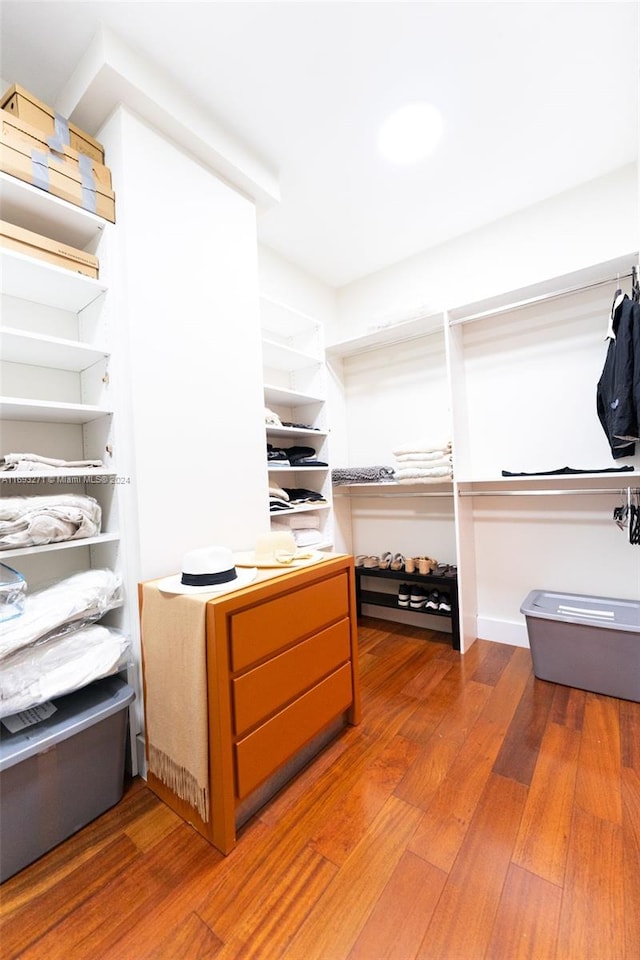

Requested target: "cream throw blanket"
[{"left": 141, "top": 584, "right": 210, "bottom": 823}]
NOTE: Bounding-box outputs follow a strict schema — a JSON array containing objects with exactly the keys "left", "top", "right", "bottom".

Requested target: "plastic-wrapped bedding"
[
  {"left": 0, "top": 568, "right": 122, "bottom": 660},
  {"left": 0, "top": 624, "right": 130, "bottom": 718}
]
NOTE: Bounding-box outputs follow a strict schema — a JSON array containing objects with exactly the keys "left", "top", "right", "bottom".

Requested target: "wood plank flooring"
[{"left": 2, "top": 616, "right": 639, "bottom": 960}]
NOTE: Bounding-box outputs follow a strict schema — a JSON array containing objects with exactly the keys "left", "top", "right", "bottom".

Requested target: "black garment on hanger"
[{"left": 596, "top": 294, "right": 639, "bottom": 459}]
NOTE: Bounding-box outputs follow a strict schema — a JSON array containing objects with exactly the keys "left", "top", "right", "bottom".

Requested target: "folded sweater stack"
[{"left": 392, "top": 441, "right": 453, "bottom": 483}]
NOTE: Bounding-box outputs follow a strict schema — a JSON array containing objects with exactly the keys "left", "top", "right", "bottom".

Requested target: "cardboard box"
[
  {"left": 0, "top": 112, "right": 116, "bottom": 223},
  {"left": 1, "top": 220, "right": 99, "bottom": 278},
  {"left": 1, "top": 83, "right": 105, "bottom": 164}
]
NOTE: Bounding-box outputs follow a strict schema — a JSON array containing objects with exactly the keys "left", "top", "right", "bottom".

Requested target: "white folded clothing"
[
  {"left": 269, "top": 483, "right": 289, "bottom": 501},
  {"left": 0, "top": 493, "right": 101, "bottom": 549},
  {"left": 0, "top": 452, "right": 103, "bottom": 472},
  {"left": 394, "top": 456, "right": 452, "bottom": 470},
  {"left": 0, "top": 624, "right": 130, "bottom": 718},
  {"left": 392, "top": 441, "right": 452, "bottom": 456},
  {"left": 394, "top": 465, "right": 453, "bottom": 481},
  {"left": 0, "top": 568, "right": 122, "bottom": 660},
  {"left": 394, "top": 451, "right": 452, "bottom": 463},
  {"left": 273, "top": 515, "right": 320, "bottom": 530},
  {"left": 292, "top": 529, "right": 322, "bottom": 547}
]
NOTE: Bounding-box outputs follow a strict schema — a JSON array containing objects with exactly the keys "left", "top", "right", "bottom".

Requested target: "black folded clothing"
[{"left": 282, "top": 487, "right": 326, "bottom": 503}]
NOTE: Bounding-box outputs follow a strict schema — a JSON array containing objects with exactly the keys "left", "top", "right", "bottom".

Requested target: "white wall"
[
  {"left": 101, "top": 107, "right": 267, "bottom": 581},
  {"left": 332, "top": 164, "right": 638, "bottom": 344}
]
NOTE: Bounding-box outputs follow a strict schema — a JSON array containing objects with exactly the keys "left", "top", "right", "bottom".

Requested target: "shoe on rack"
[
  {"left": 379, "top": 551, "right": 393, "bottom": 570},
  {"left": 425, "top": 590, "right": 440, "bottom": 610},
  {"left": 410, "top": 585, "right": 427, "bottom": 609},
  {"left": 404, "top": 557, "right": 418, "bottom": 574},
  {"left": 390, "top": 553, "right": 405, "bottom": 571},
  {"left": 355, "top": 555, "right": 367, "bottom": 567},
  {"left": 363, "top": 556, "right": 380, "bottom": 569},
  {"left": 417, "top": 557, "right": 438, "bottom": 575},
  {"left": 398, "top": 584, "right": 410, "bottom": 607},
  {"left": 438, "top": 593, "right": 451, "bottom": 613},
  {"left": 443, "top": 564, "right": 458, "bottom": 578}
]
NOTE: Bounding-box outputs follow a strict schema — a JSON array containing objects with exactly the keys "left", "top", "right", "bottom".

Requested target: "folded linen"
[
  {"left": 397, "top": 474, "right": 455, "bottom": 484},
  {"left": 394, "top": 456, "right": 452, "bottom": 470},
  {"left": 394, "top": 451, "right": 452, "bottom": 463},
  {"left": 0, "top": 568, "right": 122, "bottom": 661},
  {"left": 291, "top": 529, "right": 322, "bottom": 547},
  {"left": 394, "top": 465, "right": 453, "bottom": 481},
  {"left": 332, "top": 466, "right": 396, "bottom": 485},
  {"left": 0, "top": 494, "right": 101, "bottom": 549},
  {"left": 0, "top": 624, "right": 129, "bottom": 718},
  {"left": 0, "top": 452, "right": 104, "bottom": 472},
  {"left": 272, "top": 515, "right": 320, "bottom": 532},
  {"left": 392, "top": 441, "right": 452, "bottom": 456}
]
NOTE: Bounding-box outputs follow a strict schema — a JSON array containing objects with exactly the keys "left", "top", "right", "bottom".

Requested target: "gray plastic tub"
[
  {"left": 521, "top": 590, "right": 640, "bottom": 702},
  {"left": 0, "top": 675, "right": 135, "bottom": 882}
]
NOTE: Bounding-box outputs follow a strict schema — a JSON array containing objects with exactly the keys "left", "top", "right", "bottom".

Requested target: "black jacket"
[{"left": 596, "top": 295, "right": 639, "bottom": 459}]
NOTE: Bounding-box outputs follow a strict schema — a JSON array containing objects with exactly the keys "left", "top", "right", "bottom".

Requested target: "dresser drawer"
[
  {"left": 229, "top": 572, "right": 349, "bottom": 671},
  {"left": 232, "top": 618, "right": 351, "bottom": 737},
  {"left": 234, "top": 662, "right": 353, "bottom": 799}
]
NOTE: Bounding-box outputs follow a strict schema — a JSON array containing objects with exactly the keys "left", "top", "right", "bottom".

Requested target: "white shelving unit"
[
  {"left": 0, "top": 175, "right": 139, "bottom": 768},
  {"left": 327, "top": 253, "right": 640, "bottom": 652},
  {"left": 261, "top": 294, "right": 333, "bottom": 549}
]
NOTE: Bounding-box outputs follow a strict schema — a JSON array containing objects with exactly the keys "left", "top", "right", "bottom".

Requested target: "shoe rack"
[{"left": 354, "top": 565, "right": 460, "bottom": 650}]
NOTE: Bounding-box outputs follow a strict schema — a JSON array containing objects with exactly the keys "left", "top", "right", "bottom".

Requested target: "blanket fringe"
[{"left": 148, "top": 744, "right": 209, "bottom": 823}]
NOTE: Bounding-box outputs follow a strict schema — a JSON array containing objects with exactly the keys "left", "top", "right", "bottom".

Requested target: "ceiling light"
[{"left": 378, "top": 102, "right": 443, "bottom": 164}]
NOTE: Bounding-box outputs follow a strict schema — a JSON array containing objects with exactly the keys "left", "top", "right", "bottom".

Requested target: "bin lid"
[
  {"left": 520, "top": 590, "right": 640, "bottom": 631},
  {"left": 0, "top": 675, "right": 135, "bottom": 771}
]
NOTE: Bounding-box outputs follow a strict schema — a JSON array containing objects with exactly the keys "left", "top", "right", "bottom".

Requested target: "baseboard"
[{"left": 476, "top": 616, "right": 530, "bottom": 648}]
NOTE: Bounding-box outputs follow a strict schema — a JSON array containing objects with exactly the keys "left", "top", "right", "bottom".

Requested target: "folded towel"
[
  {"left": 394, "top": 451, "right": 452, "bottom": 463},
  {"left": 291, "top": 529, "right": 322, "bottom": 547},
  {"left": 392, "top": 441, "right": 452, "bottom": 456},
  {"left": 394, "top": 465, "right": 453, "bottom": 481},
  {"left": 394, "top": 456, "right": 452, "bottom": 470},
  {"left": 272, "top": 514, "right": 320, "bottom": 531}
]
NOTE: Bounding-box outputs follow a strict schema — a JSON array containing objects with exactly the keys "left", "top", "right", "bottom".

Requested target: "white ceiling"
[{"left": 1, "top": 1, "right": 638, "bottom": 288}]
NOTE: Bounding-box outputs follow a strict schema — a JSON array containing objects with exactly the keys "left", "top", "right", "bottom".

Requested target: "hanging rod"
[
  {"left": 458, "top": 487, "right": 639, "bottom": 497},
  {"left": 334, "top": 491, "right": 454, "bottom": 499},
  {"left": 449, "top": 270, "right": 635, "bottom": 326}
]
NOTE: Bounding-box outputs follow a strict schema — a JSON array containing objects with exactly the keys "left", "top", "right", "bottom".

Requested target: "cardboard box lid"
[
  {"left": 1, "top": 83, "right": 105, "bottom": 156},
  {"left": 1, "top": 219, "right": 99, "bottom": 270},
  {"left": 0, "top": 110, "right": 111, "bottom": 190}
]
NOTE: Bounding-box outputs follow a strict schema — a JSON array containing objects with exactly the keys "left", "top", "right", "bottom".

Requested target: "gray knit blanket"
[{"left": 332, "top": 466, "right": 396, "bottom": 485}]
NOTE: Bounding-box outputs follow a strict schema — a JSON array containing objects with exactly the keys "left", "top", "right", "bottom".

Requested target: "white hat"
[{"left": 156, "top": 545, "right": 257, "bottom": 595}]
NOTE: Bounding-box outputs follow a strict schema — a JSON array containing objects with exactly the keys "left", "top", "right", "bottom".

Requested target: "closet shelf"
[
  {"left": 264, "top": 384, "right": 323, "bottom": 408},
  {"left": 0, "top": 397, "right": 113, "bottom": 424},
  {"left": 260, "top": 294, "right": 320, "bottom": 338},
  {"left": 0, "top": 327, "right": 110, "bottom": 371},
  {"left": 447, "top": 252, "right": 639, "bottom": 325},
  {"left": 266, "top": 425, "right": 327, "bottom": 439},
  {"left": 0, "top": 531, "right": 120, "bottom": 560},
  {"left": 326, "top": 311, "right": 444, "bottom": 358},
  {"left": 270, "top": 503, "right": 330, "bottom": 516},
  {"left": 268, "top": 465, "right": 328, "bottom": 473},
  {"left": 0, "top": 248, "right": 107, "bottom": 313},
  {"left": 0, "top": 469, "right": 117, "bottom": 481},
  {"left": 0, "top": 172, "right": 105, "bottom": 249},
  {"left": 456, "top": 473, "right": 640, "bottom": 489},
  {"left": 262, "top": 338, "right": 322, "bottom": 371}
]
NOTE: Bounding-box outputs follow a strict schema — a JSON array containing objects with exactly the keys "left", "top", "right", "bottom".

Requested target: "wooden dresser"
[{"left": 139, "top": 554, "right": 360, "bottom": 854}]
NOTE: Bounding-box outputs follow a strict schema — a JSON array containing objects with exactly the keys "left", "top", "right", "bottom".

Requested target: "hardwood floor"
[{"left": 2, "top": 616, "right": 639, "bottom": 959}]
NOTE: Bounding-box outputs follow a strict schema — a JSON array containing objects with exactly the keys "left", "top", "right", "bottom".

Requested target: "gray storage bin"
[
  {"left": 521, "top": 590, "right": 640, "bottom": 702},
  {"left": 0, "top": 675, "right": 135, "bottom": 882}
]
